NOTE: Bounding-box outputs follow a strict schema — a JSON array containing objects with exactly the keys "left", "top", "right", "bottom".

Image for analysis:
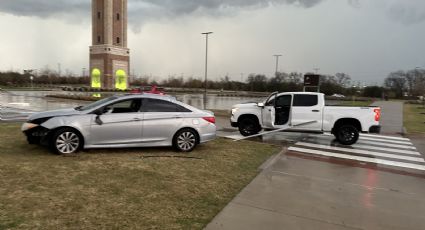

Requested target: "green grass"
[
  {"left": 0, "top": 123, "right": 279, "bottom": 229},
  {"left": 337, "top": 100, "right": 373, "bottom": 107},
  {"left": 404, "top": 104, "right": 425, "bottom": 134}
]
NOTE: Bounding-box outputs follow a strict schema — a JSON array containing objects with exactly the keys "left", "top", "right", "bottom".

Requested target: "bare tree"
[{"left": 385, "top": 71, "right": 407, "bottom": 98}]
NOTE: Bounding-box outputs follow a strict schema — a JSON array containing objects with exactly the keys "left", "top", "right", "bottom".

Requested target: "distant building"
[{"left": 90, "top": 0, "right": 129, "bottom": 90}]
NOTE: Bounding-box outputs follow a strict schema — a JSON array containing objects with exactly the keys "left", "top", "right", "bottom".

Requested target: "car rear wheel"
[
  {"left": 238, "top": 117, "right": 260, "bottom": 137},
  {"left": 51, "top": 128, "right": 83, "bottom": 155},
  {"left": 335, "top": 124, "right": 359, "bottom": 145},
  {"left": 173, "top": 129, "right": 198, "bottom": 152}
]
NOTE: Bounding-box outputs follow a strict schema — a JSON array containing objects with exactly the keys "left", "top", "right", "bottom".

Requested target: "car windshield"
[{"left": 75, "top": 96, "right": 118, "bottom": 111}]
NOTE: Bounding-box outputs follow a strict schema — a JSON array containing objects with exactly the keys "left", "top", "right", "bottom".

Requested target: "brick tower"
[{"left": 90, "top": 0, "right": 129, "bottom": 90}]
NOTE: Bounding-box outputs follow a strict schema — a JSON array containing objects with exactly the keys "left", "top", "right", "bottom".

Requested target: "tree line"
[{"left": 1, "top": 67, "right": 424, "bottom": 99}]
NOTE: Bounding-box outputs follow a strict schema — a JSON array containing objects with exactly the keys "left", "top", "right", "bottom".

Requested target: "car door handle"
[
  {"left": 312, "top": 110, "right": 320, "bottom": 112},
  {"left": 133, "top": 118, "right": 141, "bottom": 121},
  {"left": 173, "top": 115, "right": 182, "bottom": 118}
]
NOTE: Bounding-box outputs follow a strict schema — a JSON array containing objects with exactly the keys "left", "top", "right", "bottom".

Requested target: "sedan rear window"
[{"left": 293, "top": 95, "right": 318, "bottom": 107}]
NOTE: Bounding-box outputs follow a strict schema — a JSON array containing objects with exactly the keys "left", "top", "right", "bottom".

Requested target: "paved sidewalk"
[
  {"left": 205, "top": 150, "right": 425, "bottom": 230},
  {"left": 371, "top": 101, "right": 404, "bottom": 134}
]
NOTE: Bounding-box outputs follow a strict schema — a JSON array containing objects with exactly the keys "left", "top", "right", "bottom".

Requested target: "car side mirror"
[
  {"left": 94, "top": 109, "right": 103, "bottom": 116},
  {"left": 93, "top": 107, "right": 111, "bottom": 125},
  {"left": 94, "top": 107, "right": 111, "bottom": 115},
  {"left": 257, "top": 102, "right": 265, "bottom": 107}
]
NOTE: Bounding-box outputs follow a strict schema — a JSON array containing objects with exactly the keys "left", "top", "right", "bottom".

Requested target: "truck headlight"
[
  {"left": 21, "top": 123, "right": 39, "bottom": 132},
  {"left": 231, "top": 108, "right": 239, "bottom": 115}
]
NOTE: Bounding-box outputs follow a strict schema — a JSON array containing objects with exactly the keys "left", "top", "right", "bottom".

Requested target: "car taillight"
[
  {"left": 203, "top": 117, "right": 216, "bottom": 124},
  {"left": 374, "top": 108, "right": 381, "bottom": 121}
]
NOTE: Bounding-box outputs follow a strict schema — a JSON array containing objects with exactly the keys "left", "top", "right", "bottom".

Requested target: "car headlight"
[
  {"left": 231, "top": 108, "right": 239, "bottom": 115},
  {"left": 21, "top": 123, "right": 39, "bottom": 132}
]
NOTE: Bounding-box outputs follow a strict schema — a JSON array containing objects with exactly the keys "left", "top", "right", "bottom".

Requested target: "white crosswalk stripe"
[
  {"left": 288, "top": 147, "right": 425, "bottom": 171},
  {"left": 223, "top": 131, "right": 424, "bottom": 171},
  {"left": 295, "top": 142, "right": 424, "bottom": 163},
  {"left": 289, "top": 134, "right": 425, "bottom": 172}
]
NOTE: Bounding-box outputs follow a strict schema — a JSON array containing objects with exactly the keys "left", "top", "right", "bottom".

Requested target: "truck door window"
[
  {"left": 275, "top": 95, "right": 292, "bottom": 107},
  {"left": 274, "top": 95, "right": 291, "bottom": 125},
  {"left": 265, "top": 96, "right": 275, "bottom": 106},
  {"left": 293, "top": 95, "right": 318, "bottom": 107}
]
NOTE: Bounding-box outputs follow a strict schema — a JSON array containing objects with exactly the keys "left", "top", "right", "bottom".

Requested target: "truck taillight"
[
  {"left": 203, "top": 117, "right": 216, "bottom": 124},
  {"left": 374, "top": 108, "right": 381, "bottom": 121}
]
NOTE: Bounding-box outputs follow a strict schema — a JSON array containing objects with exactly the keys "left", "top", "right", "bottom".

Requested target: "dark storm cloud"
[
  {"left": 1, "top": 0, "right": 424, "bottom": 26},
  {"left": 386, "top": 1, "right": 425, "bottom": 25},
  {"left": 0, "top": 0, "right": 323, "bottom": 19},
  {"left": 0, "top": 0, "right": 88, "bottom": 18}
]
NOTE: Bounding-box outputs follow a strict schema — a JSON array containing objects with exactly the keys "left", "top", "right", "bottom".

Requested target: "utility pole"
[
  {"left": 82, "top": 68, "right": 86, "bottom": 78},
  {"left": 202, "top": 32, "right": 213, "bottom": 109},
  {"left": 314, "top": 68, "right": 320, "bottom": 74},
  {"left": 273, "top": 54, "right": 282, "bottom": 76}
]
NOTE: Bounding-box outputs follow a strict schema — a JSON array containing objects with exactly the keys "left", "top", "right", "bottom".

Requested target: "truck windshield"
[
  {"left": 264, "top": 92, "right": 278, "bottom": 106},
  {"left": 75, "top": 96, "right": 118, "bottom": 111}
]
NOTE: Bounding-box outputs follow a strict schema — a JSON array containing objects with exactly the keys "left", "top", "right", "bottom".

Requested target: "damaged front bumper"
[{"left": 22, "top": 124, "right": 51, "bottom": 145}]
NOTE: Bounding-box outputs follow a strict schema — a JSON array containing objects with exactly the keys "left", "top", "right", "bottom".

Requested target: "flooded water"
[
  {"left": 0, "top": 90, "right": 261, "bottom": 118},
  {"left": 1, "top": 90, "right": 344, "bottom": 121}
]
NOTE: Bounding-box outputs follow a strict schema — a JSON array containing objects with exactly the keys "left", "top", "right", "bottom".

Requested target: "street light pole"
[
  {"left": 202, "top": 32, "right": 213, "bottom": 110},
  {"left": 273, "top": 54, "right": 282, "bottom": 76}
]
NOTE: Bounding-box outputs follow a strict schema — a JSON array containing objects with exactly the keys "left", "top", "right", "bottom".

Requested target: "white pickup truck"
[{"left": 230, "top": 92, "right": 381, "bottom": 145}]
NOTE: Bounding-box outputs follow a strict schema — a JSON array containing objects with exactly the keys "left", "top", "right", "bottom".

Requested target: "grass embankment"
[
  {"left": 338, "top": 100, "right": 373, "bottom": 107},
  {"left": 404, "top": 103, "right": 425, "bottom": 134},
  {"left": 0, "top": 123, "right": 279, "bottom": 229}
]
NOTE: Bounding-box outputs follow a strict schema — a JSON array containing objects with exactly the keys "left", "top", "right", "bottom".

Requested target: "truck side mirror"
[{"left": 257, "top": 102, "right": 265, "bottom": 107}]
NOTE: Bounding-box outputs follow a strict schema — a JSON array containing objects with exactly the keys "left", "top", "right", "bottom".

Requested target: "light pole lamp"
[{"left": 202, "top": 32, "right": 213, "bottom": 109}]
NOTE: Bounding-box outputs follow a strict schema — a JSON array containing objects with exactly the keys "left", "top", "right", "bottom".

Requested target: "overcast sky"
[{"left": 0, "top": 0, "right": 424, "bottom": 85}]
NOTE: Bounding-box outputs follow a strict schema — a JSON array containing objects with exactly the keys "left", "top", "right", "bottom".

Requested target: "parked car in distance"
[
  {"left": 22, "top": 94, "right": 216, "bottom": 154},
  {"left": 331, "top": 93, "right": 345, "bottom": 98},
  {"left": 230, "top": 92, "right": 381, "bottom": 145}
]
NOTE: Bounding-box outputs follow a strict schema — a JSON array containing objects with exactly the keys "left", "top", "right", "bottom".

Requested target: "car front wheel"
[
  {"left": 51, "top": 128, "right": 83, "bottom": 154},
  {"left": 173, "top": 129, "right": 198, "bottom": 152},
  {"left": 335, "top": 124, "right": 359, "bottom": 145}
]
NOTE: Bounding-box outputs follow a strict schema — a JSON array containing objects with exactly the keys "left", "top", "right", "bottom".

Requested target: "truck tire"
[
  {"left": 238, "top": 117, "right": 261, "bottom": 137},
  {"left": 335, "top": 124, "right": 359, "bottom": 145}
]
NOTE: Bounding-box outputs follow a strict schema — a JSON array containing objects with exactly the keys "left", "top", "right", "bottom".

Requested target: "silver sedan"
[{"left": 21, "top": 94, "right": 216, "bottom": 154}]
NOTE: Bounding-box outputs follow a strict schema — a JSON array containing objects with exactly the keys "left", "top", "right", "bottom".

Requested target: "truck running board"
[{"left": 233, "top": 120, "right": 317, "bottom": 141}]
